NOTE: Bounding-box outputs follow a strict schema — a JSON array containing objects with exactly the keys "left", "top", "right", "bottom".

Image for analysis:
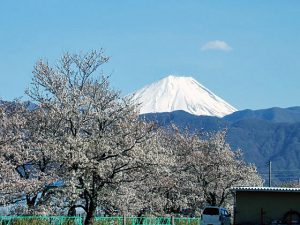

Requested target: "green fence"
[
  {"left": 173, "top": 217, "right": 199, "bottom": 225},
  {"left": 0, "top": 216, "right": 199, "bottom": 225},
  {"left": 0, "top": 216, "right": 83, "bottom": 225}
]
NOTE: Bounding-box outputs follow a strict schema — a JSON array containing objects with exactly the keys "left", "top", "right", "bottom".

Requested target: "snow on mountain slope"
[{"left": 130, "top": 75, "right": 237, "bottom": 117}]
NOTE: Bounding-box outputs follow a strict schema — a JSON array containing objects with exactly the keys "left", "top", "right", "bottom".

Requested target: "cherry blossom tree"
[
  {"left": 196, "top": 131, "right": 263, "bottom": 207},
  {"left": 98, "top": 128, "right": 176, "bottom": 217},
  {"left": 101, "top": 126, "right": 263, "bottom": 217},
  {"left": 0, "top": 101, "right": 59, "bottom": 214},
  {"left": 26, "top": 50, "right": 166, "bottom": 224},
  {"left": 160, "top": 126, "right": 263, "bottom": 215}
]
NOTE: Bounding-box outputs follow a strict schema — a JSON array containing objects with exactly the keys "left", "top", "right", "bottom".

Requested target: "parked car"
[{"left": 200, "top": 206, "right": 231, "bottom": 225}]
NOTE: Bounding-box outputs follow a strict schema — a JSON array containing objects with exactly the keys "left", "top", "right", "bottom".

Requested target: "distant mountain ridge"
[
  {"left": 142, "top": 107, "right": 300, "bottom": 183},
  {"left": 131, "top": 75, "right": 237, "bottom": 117},
  {"left": 224, "top": 106, "right": 300, "bottom": 123}
]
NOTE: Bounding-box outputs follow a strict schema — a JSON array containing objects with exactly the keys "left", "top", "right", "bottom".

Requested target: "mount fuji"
[{"left": 130, "top": 75, "right": 237, "bottom": 117}]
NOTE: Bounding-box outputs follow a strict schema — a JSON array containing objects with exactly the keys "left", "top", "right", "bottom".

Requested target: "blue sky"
[{"left": 1, "top": 0, "right": 300, "bottom": 110}]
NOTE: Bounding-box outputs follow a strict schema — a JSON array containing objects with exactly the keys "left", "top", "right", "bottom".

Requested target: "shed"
[{"left": 232, "top": 187, "right": 300, "bottom": 225}]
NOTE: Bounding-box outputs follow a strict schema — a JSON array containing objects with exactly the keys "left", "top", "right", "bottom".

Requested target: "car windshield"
[{"left": 203, "top": 208, "right": 219, "bottom": 215}]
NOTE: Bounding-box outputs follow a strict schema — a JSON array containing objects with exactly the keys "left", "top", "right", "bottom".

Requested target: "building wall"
[{"left": 235, "top": 191, "right": 300, "bottom": 225}]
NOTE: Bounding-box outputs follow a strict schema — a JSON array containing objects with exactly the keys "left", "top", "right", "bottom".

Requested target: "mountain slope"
[
  {"left": 224, "top": 107, "right": 300, "bottom": 123},
  {"left": 142, "top": 109, "right": 300, "bottom": 183},
  {"left": 142, "top": 110, "right": 229, "bottom": 132},
  {"left": 131, "top": 75, "right": 237, "bottom": 117}
]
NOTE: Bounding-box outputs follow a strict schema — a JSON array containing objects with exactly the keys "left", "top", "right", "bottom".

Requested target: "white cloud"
[{"left": 201, "top": 40, "right": 232, "bottom": 51}]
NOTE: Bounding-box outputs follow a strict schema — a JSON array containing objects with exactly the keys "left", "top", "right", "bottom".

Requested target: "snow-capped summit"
[{"left": 130, "top": 75, "right": 237, "bottom": 117}]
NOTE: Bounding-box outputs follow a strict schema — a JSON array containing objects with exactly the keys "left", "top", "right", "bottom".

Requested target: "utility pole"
[{"left": 269, "top": 161, "right": 272, "bottom": 187}]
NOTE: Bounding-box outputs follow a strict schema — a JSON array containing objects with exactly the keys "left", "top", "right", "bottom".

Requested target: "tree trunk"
[
  {"left": 207, "top": 192, "right": 217, "bottom": 206},
  {"left": 26, "top": 194, "right": 37, "bottom": 209},
  {"left": 68, "top": 205, "right": 77, "bottom": 216},
  {"left": 137, "top": 208, "right": 147, "bottom": 225},
  {"left": 84, "top": 200, "right": 96, "bottom": 225}
]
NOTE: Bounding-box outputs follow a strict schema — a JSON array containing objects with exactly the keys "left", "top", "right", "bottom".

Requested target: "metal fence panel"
[
  {"left": 0, "top": 216, "right": 199, "bottom": 225},
  {"left": 0, "top": 216, "right": 83, "bottom": 225}
]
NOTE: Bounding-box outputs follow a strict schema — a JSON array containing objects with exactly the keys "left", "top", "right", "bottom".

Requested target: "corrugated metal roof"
[{"left": 232, "top": 186, "right": 300, "bottom": 192}]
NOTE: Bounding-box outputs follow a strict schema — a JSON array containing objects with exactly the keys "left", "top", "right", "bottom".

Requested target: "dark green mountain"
[
  {"left": 143, "top": 108, "right": 300, "bottom": 184},
  {"left": 224, "top": 107, "right": 300, "bottom": 123}
]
